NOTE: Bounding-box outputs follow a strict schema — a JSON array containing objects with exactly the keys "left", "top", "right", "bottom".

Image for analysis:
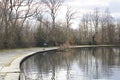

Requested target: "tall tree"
[
  {"left": 105, "top": 9, "right": 115, "bottom": 44},
  {"left": 41, "top": 0, "right": 64, "bottom": 29},
  {"left": 91, "top": 9, "right": 100, "bottom": 44},
  {"left": 41, "top": 0, "right": 64, "bottom": 45},
  {"left": 0, "top": 0, "right": 38, "bottom": 48},
  {"left": 65, "top": 6, "right": 76, "bottom": 44}
]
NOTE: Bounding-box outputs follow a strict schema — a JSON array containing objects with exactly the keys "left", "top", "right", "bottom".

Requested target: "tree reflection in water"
[{"left": 20, "top": 47, "right": 120, "bottom": 80}]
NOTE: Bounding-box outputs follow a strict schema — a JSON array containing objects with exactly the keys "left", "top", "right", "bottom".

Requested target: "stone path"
[
  {"left": 0, "top": 47, "right": 57, "bottom": 80},
  {"left": 0, "top": 45, "right": 119, "bottom": 80}
]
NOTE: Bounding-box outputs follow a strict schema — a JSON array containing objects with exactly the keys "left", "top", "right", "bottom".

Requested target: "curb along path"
[
  {"left": 0, "top": 45, "right": 119, "bottom": 80},
  {"left": 0, "top": 47, "right": 58, "bottom": 80}
]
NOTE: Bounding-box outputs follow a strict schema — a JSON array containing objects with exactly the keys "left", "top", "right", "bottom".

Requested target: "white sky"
[{"left": 57, "top": 0, "right": 120, "bottom": 29}]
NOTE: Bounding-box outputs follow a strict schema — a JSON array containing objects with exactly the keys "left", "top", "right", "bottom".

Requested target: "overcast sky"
[
  {"left": 64, "top": 0, "right": 120, "bottom": 16},
  {"left": 57, "top": 0, "right": 120, "bottom": 29}
]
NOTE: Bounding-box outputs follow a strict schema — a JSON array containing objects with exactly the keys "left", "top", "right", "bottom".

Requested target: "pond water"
[{"left": 20, "top": 47, "right": 120, "bottom": 80}]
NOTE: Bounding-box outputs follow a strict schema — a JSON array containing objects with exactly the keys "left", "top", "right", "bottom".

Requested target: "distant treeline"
[{"left": 0, "top": 0, "right": 120, "bottom": 49}]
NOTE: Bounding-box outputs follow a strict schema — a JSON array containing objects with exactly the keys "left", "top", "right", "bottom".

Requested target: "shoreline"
[{"left": 0, "top": 45, "right": 120, "bottom": 80}]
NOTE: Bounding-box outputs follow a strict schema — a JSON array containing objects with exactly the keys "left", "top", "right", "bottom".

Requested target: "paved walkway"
[
  {"left": 0, "top": 47, "right": 57, "bottom": 80},
  {"left": 0, "top": 45, "right": 119, "bottom": 80}
]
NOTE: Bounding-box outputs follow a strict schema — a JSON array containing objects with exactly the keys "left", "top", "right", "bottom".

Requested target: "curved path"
[
  {"left": 0, "top": 45, "right": 119, "bottom": 80},
  {"left": 0, "top": 47, "right": 57, "bottom": 80}
]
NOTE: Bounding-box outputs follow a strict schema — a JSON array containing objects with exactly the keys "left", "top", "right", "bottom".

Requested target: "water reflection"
[{"left": 20, "top": 47, "right": 120, "bottom": 80}]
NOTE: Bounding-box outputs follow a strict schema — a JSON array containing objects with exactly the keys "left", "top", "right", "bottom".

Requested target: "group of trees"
[
  {"left": 0, "top": 0, "right": 38, "bottom": 49},
  {"left": 77, "top": 9, "right": 120, "bottom": 45},
  {"left": 0, "top": 0, "right": 120, "bottom": 49}
]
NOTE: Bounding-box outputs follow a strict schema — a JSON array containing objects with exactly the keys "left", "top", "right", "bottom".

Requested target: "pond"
[{"left": 20, "top": 47, "right": 120, "bottom": 80}]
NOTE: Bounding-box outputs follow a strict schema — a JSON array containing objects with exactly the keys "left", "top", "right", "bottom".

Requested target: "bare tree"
[
  {"left": 40, "top": 0, "right": 64, "bottom": 46},
  {"left": 0, "top": 0, "right": 38, "bottom": 48},
  {"left": 65, "top": 6, "right": 76, "bottom": 45},
  {"left": 105, "top": 9, "right": 114, "bottom": 43},
  {"left": 81, "top": 14, "right": 91, "bottom": 44},
  {"left": 90, "top": 9, "right": 100, "bottom": 44},
  {"left": 116, "top": 19, "right": 120, "bottom": 44},
  {"left": 100, "top": 9, "right": 115, "bottom": 44},
  {"left": 41, "top": 0, "right": 64, "bottom": 29},
  {"left": 2, "top": 0, "right": 9, "bottom": 48}
]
